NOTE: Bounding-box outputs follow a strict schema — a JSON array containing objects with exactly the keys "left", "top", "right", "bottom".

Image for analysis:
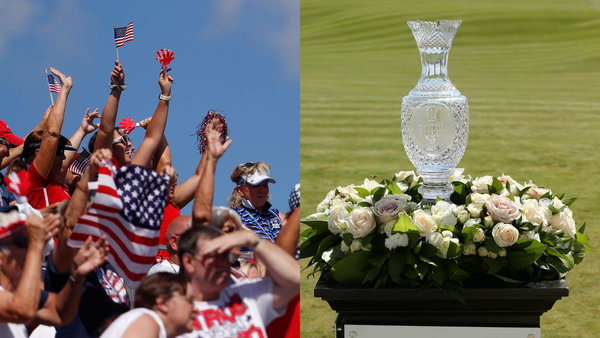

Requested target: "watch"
[
  {"left": 159, "top": 94, "right": 171, "bottom": 101},
  {"left": 108, "top": 83, "right": 127, "bottom": 91}
]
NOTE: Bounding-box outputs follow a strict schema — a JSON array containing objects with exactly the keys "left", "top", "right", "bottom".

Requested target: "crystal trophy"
[{"left": 401, "top": 20, "right": 469, "bottom": 203}]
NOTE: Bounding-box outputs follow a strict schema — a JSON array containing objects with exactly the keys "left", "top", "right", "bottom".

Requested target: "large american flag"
[
  {"left": 68, "top": 159, "right": 169, "bottom": 288},
  {"left": 114, "top": 22, "right": 134, "bottom": 48},
  {"left": 47, "top": 74, "right": 61, "bottom": 93}
]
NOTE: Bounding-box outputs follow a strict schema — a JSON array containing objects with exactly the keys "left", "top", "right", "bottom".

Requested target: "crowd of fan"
[{"left": 0, "top": 62, "right": 300, "bottom": 338}]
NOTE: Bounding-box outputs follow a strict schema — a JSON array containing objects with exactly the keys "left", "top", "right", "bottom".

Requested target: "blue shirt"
[{"left": 234, "top": 200, "right": 282, "bottom": 243}]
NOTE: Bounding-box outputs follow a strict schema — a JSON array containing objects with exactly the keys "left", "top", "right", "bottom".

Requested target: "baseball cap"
[
  {"left": 0, "top": 206, "right": 26, "bottom": 242},
  {"left": 0, "top": 120, "right": 24, "bottom": 147},
  {"left": 237, "top": 170, "right": 276, "bottom": 186}
]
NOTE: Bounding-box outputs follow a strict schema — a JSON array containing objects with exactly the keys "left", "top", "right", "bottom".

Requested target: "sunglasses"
[
  {"left": 242, "top": 161, "right": 257, "bottom": 168},
  {"left": 112, "top": 135, "right": 131, "bottom": 145},
  {"left": 56, "top": 148, "right": 65, "bottom": 157}
]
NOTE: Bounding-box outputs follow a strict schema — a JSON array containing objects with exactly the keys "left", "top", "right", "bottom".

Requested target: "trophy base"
[{"left": 417, "top": 166, "right": 453, "bottom": 205}]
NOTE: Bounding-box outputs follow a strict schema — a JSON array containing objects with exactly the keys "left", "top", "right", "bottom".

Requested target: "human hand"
[
  {"left": 138, "top": 117, "right": 152, "bottom": 130},
  {"left": 71, "top": 235, "right": 109, "bottom": 281},
  {"left": 158, "top": 68, "right": 173, "bottom": 96},
  {"left": 160, "top": 165, "right": 177, "bottom": 188},
  {"left": 26, "top": 214, "right": 59, "bottom": 249},
  {"left": 200, "top": 230, "right": 256, "bottom": 258},
  {"left": 49, "top": 67, "right": 73, "bottom": 90},
  {"left": 85, "top": 148, "right": 112, "bottom": 179},
  {"left": 110, "top": 61, "right": 125, "bottom": 86},
  {"left": 206, "top": 119, "right": 232, "bottom": 159},
  {"left": 80, "top": 108, "right": 100, "bottom": 134}
]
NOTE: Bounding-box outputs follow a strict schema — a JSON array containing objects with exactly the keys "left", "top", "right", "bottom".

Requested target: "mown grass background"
[{"left": 300, "top": 0, "right": 600, "bottom": 337}]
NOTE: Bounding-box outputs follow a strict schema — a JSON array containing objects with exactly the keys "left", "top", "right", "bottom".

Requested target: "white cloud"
[{"left": 0, "top": 0, "right": 40, "bottom": 56}]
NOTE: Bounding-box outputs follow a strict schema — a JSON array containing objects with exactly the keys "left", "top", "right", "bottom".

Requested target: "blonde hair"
[{"left": 228, "top": 162, "right": 271, "bottom": 208}]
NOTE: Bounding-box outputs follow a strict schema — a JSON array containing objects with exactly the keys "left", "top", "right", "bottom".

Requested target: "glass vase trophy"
[{"left": 401, "top": 20, "right": 469, "bottom": 204}]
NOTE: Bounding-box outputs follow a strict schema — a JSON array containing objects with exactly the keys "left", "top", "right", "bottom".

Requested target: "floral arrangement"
[{"left": 301, "top": 170, "right": 590, "bottom": 301}]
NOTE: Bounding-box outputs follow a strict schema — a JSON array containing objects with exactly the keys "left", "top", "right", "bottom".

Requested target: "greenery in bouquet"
[{"left": 301, "top": 169, "right": 591, "bottom": 301}]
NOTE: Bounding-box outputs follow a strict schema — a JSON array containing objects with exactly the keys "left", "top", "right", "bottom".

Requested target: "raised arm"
[
  {"left": 131, "top": 68, "right": 173, "bottom": 167},
  {"left": 95, "top": 61, "right": 125, "bottom": 152},
  {"left": 0, "top": 214, "right": 59, "bottom": 323},
  {"left": 192, "top": 120, "right": 232, "bottom": 225},
  {"left": 52, "top": 148, "right": 112, "bottom": 274},
  {"left": 0, "top": 105, "right": 53, "bottom": 170},
  {"left": 32, "top": 68, "right": 72, "bottom": 178},
  {"left": 55, "top": 108, "right": 100, "bottom": 184},
  {"left": 31, "top": 236, "right": 109, "bottom": 327},
  {"left": 200, "top": 229, "right": 299, "bottom": 311},
  {"left": 275, "top": 207, "right": 300, "bottom": 257}
]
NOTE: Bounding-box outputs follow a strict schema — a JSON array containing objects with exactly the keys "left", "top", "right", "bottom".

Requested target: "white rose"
[
  {"left": 486, "top": 195, "right": 521, "bottom": 223},
  {"left": 467, "top": 203, "right": 482, "bottom": 218},
  {"left": 340, "top": 241, "right": 349, "bottom": 253},
  {"left": 527, "top": 185, "right": 551, "bottom": 200},
  {"left": 470, "top": 193, "right": 490, "bottom": 208},
  {"left": 384, "top": 233, "right": 409, "bottom": 250},
  {"left": 373, "top": 198, "right": 404, "bottom": 224},
  {"left": 431, "top": 201, "right": 457, "bottom": 227},
  {"left": 488, "top": 251, "right": 498, "bottom": 259},
  {"left": 362, "top": 178, "right": 384, "bottom": 192},
  {"left": 492, "top": 223, "right": 519, "bottom": 247},
  {"left": 396, "top": 181, "right": 409, "bottom": 193},
  {"left": 457, "top": 209, "right": 470, "bottom": 224},
  {"left": 382, "top": 220, "right": 395, "bottom": 236},
  {"left": 522, "top": 199, "right": 545, "bottom": 226},
  {"left": 497, "top": 247, "right": 507, "bottom": 257},
  {"left": 552, "top": 197, "right": 564, "bottom": 209},
  {"left": 472, "top": 176, "right": 493, "bottom": 193},
  {"left": 439, "top": 237, "right": 459, "bottom": 259},
  {"left": 463, "top": 241, "right": 477, "bottom": 255},
  {"left": 464, "top": 218, "right": 481, "bottom": 228},
  {"left": 327, "top": 203, "right": 350, "bottom": 235},
  {"left": 549, "top": 207, "right": 576, "bottom": 237},
  {"left": 477, "top": 246, "right": 489, "bottom": 257},
  {"left": 473, "top": 228, "right": 486, "bottom": 243},
  {"left": 519, "top": 231, "right": 541, "bottom": 242},
  {"left": 412, "top": 209, "right": 437, "bottom": 236},
  {"left": 538, "top": 198, "right": 552, "bottom": 208},
  {"left": 338, "top": 185, "right": 358, "bottom": 198},
  {"left": 350, "top": 239, "right": 363, "bottom": 252},
  {"left": 426, "top": 232, "right": 444, "bottom": 248},
  {"left": 317, "top": 189, "right": 336, "bottom": 212},
  {"left": 395, "top": 171, "right": 419, "bottom": 188},
  {"left": 450, "top": 168, "right": 468, "bottom": 183},
  {"left": 483, "top": 216, "right": 494, "bottom": 228},
  {"left": 345, "top": 207, "right": 377, "bottom": 238}
]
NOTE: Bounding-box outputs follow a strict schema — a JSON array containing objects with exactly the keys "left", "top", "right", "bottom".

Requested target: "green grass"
[{"left": 300, "top": 1, "right": 600, "bottom": 337}]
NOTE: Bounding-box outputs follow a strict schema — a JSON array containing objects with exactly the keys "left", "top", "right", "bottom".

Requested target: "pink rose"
[{"left": 485, "top": 195, "right": 520, "bottom": 223}]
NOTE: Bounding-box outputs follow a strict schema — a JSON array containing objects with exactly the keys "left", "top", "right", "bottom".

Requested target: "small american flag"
[
  {"left": 114, "top": 22, "right": 134, "bottom": 48},
  {"left": 47, "top": 74, "right": 61, "bottom": 93},
  {"left": 68, "top": 148, "right": 92, "bottom": 176},
  {"left": 68, "top": 159, "right": 169, "bottom": 288}
]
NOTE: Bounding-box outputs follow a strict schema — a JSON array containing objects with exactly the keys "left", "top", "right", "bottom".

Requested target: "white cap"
[{"left": 239, "top": 171, "right": 276, "bottom": 186}]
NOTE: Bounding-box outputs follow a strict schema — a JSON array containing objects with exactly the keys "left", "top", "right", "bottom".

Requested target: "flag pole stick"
[
  {"left": 45, "top": 69, "right": 54, "bottom": 105},
  {"left": 114, "top": 25, "right": 120, "bottom": 62}
]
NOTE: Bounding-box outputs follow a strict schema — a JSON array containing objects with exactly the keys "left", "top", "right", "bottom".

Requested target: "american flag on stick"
[
  {"left": 68, "top": 148, "right": 92, "bottom": 176},
  {"left": 114, "top": 22, "right": 134, "bottom": 48},
  {"left": 47, "top": 73, "right": 61, "bottom": 94},
  {"left": 68, "top": 159, "right": 169, "bottom": 288}
]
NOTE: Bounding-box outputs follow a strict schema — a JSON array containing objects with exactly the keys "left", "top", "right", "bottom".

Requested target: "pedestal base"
[{"left": 314, "top": 276, "right": 568, "bottom": 338}]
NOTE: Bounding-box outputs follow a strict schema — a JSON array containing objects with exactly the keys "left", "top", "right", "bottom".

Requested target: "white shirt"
[
  {"left": 147, "top": 259, "right": 180, "bottom": 275},
  {"left": 0, "top": 286, "right": 28, "bottom": 338},
  {"left": 99, "top": 308, "right": 166, "bottom": 338}
]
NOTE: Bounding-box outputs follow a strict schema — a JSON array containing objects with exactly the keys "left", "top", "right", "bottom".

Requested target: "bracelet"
[
  {"left": 77, "top": 182, "right": 90, "bottom": 192},
  {"left": 159, "top": 94, "right": 171, "bottom": 101},
  {"left": 253, "top": 234, "right": 262, "bottom": 249},
  {"left": 108, "top": 83, "right": 127, "bottom": 91},
  {"left": 70, "top": 272, "right": 84, "bottom": 285}
]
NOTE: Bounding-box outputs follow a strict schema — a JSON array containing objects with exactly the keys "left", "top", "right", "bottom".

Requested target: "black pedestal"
[{"left": 314, "top": 276, "right": 568, "bottom": 337}]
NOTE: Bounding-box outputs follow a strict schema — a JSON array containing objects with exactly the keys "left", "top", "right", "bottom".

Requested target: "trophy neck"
[{"left": 407, "top": 20, "right": 462, "bottom": 97}]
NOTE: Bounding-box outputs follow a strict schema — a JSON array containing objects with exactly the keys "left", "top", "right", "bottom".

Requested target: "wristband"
[
  {"left": 159, "top": 94, "right": 171, "bottom": 101},
  {"left": 70, "top": 272, "right": 84, "bottom": 285},
  {"left": 77, "top": 182, "right": 90, "bottom": 192},
  {"left": 108, "top": 83, "right": 127, "bottom": 91}
]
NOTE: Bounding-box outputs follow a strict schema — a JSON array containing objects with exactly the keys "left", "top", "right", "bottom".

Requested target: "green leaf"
[
  {"left": 299, "top": 232, "right": 331, "bottom": 258},
  {"left": 299, "top": 228, "right": 313, "bottom": 240},
  {"left": 392, "top": 213, "right": 420, "bottom": 235},
  {"left": 354, "top": 187, "right": 370, "bottom": 198},
  {"left": 576, "top": 232, "right": 590, "bottom": 245},
  {"left": 342, "top": 233, "right": 354, "bottom": 246},
  {"left": 491, "top": 274, "right": 525, "bottom": 284},
  {"left": 330, "top": 251, "right": 376, "bottom": 283},
  {"left": 511, "top": 238, "right": 547, "bottom": 256},
  {"left": 430, "top": 265, "right": 445, "bottom": 286},
  {"left": 372, "top": 187, "right": 386, "bottom": 203},
  {"left": 419, "top": 242, "right": 439, "bottom": 258},
  {"left": 313, "top": 234, "right": 341, "bottom": 264},
  {"left": 415, "top": 260, "right": 429, "bottom": 280},
  {"left": 388, "top": 251, "right": 406, "bottom": 277},
  {"left": 482, "top": 257, "right": 508, "bottom": 274},
  {"left": 489, "top": 177, "right": 503, "bottom": 194},
  {"left": 385, "top": 179, "right": 403, "bottom": 195},
  {"left": 357, "top": 202, "right": 372, "bottom": 207},
  {"left": 484, "top": 238, "right": 500, "bottom": 254},
  {"left": 402, "top": 264, "right": 417, "bottom": 279},
  {"left": 363, "top": 265, "right": 381, "bottom": 284},
  {"left": 547, "top": 248, "right": 575, "bottom": 269},
  {"left": 518, "top": 222, "right": 537, "bottom": 232},
  {"left": 445, "top": 288, "right": 465, "bottom": 305},
  {"left": 461, "top": 226, "right": 478, "bottom": 245},
  {"left": 505, "top": 251, "right": 539, "bottom": 270},
  {"left": 446, "top": 241, "right": 461, "bottom": 258},
  {"left": 301, "top": 213, "right": 330, "bottom": 232},
  {"left": 361, "top": 233, "right": 377, "bottom": 246},
  {"left": 517, "top": 186, "right": 531, "bottom": 198},
  {"left": 578, "top": 222, "right": 587, "bottom": 235},
  {"left": 369, "top": 251, "right": 392, "bottom": 267},
  {"left": 562, "top": 197, "right": 577, "bottom": 207},
  {"left": 547, "top": 255, "right": 572, "bottom": 278},
  {"left": 324, "top": 245, "right": 346, "bottom": 267}
]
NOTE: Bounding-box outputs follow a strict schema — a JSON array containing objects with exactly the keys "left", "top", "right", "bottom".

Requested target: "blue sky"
[{"left": 0, "top": 0, "right": 299, "bottom": 215}]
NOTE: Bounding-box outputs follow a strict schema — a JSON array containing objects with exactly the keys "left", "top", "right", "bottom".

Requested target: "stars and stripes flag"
[
  {"left": 68, "top": 158, "right": 169, "bottom": 288},
  {"left": 114, "top": 22, "right": 134, "bottom": 48},
  {"left": 47, "top": 74, "right": 61, "bottom": 93},
  {"left": 68, "top": 148, "right": 92, "bottom": 176}
]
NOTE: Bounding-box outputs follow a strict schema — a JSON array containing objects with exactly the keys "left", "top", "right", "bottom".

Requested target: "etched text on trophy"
[{"left": 409, "top": 103, "right": 456, "bottom": 155}]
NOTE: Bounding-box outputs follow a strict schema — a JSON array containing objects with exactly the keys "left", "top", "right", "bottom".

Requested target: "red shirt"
[
  {"left": 26, "top": 162, "right": 71, "bottom": 209},
  {"left": 156, "top": 202, "right": 181, "bottom": 261}
]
